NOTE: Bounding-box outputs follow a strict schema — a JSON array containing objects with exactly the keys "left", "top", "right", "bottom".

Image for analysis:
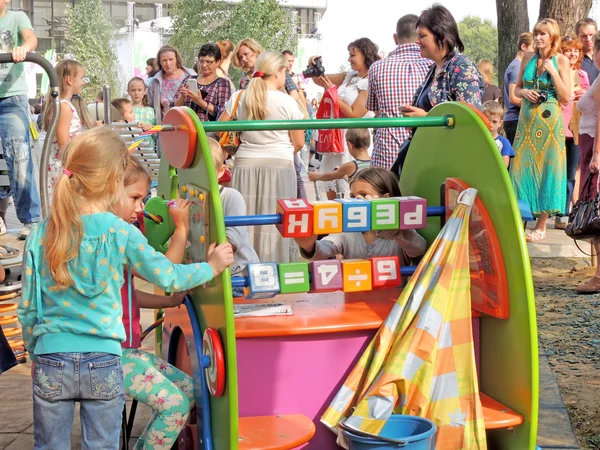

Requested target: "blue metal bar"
[
  {"left": 224, "top": 207, "right": 446, "bottom": 227},
  {"left": 231, "top": 265, "right": 417, "bottom": 289}
]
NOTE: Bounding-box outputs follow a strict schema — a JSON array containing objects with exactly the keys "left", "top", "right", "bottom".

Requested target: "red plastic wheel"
[
  {"left": 202, "top": 328, "right": 225, "bottom": 396},
  {"left": 161, "top": 107, "right": 198, "bottom": 169}
]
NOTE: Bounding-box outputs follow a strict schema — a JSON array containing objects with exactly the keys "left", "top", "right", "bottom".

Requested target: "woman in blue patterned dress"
[{"left": 511, "top": 19, "right": 571, "bottom": 241}]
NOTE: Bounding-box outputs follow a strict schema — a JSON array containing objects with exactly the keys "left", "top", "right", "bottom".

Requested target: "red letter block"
[
  {"left": 370, "top": 256, "right": 401, "bottom": 289},
  {"left": 276, "top": 199, "right": 314, "bottom": 237}
]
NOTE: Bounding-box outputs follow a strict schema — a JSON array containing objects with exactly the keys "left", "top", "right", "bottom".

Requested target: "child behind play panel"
[
  {"left": 208, "top": 138, "right": 260, "bottom": 297},
  {"left": 308, "top": 128, "right": 371, "bottom": 184},
  {"left": 482, "top": 100, "right": 515, "bottom": 168}
]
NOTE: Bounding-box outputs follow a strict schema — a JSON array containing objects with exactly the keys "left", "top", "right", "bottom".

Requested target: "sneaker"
[
  {"left": 0, "top": 218, "right": 6, "bottom": 236},
  {"left": 18, "top": 223, "right": 35, "bottom": 240}
]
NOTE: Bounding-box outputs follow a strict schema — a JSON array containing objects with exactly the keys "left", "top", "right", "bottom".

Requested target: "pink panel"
[{"left": 237, "top": 331, "right": 374, "bottom": 450}]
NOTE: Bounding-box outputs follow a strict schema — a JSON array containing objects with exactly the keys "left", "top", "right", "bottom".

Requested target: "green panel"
[
  {"left": 278, "top": 262, "right": 310, "bottom": 294},
  {"left": 400, "top": 102, "right": 538, "bottom": 449},
  {"left": 163, "top": 108, "right": 238, "bottom": 449}
]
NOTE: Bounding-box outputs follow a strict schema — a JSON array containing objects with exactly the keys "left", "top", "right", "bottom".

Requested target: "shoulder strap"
[{"left": 231, "top": 91, "right": 243, "bottom": 118}]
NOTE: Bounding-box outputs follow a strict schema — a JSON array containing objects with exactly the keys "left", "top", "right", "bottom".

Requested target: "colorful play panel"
[{"left": 140, "top": 103, "right": 537, "bottom": 449}]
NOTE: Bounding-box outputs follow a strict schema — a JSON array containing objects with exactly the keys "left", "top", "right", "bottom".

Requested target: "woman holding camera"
[
  {"left": 511, "top": 18, "right": 570, "bottom": 242},
  {"left": 310, "top": 37, "right": 379, "bottom": 198},
  {"left": 175, "top": 43, "right": 232, "bottom": 122}
]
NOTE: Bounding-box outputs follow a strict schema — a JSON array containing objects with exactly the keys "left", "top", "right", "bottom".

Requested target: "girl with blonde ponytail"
[
  {"left": 18, "top": 127, "right": 234, "bottom": 449},
  {"left": 219, "top": 51, "right": 305, "bottom": 263}
]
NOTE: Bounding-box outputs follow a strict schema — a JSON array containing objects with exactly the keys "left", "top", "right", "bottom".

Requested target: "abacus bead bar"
[
  {"left": 230, "top": 266, "right": 417, "bottom": 289},
  {"left": 223, "top": 207, "right": 446, "bottom": 228}
]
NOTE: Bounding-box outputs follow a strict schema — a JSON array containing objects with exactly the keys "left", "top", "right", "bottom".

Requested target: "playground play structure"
[{"left": 0, "top": 53, "right": 538, "bottom": 449}]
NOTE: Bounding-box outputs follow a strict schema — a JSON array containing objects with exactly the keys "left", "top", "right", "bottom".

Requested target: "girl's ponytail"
[
  {"left": 45, "top": 128, "right": 128, "bottom": 290},
  {"left": 244, "top": 51, "right": 288, "bottom": 121}
]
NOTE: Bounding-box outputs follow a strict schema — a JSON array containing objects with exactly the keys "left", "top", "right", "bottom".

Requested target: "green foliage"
[
  {"left": 458, "top": 16, "right": 499, "bottom": 82},
  {"left": 64, "top": 0, "right": 122, "bottom": 101},
  {"left": 169, "top": 0, "right": 230, "bottom": 66}
]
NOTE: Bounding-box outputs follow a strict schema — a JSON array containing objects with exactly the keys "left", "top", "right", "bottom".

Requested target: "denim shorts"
[{"left": 32, "top": 352, "right": 125, "bottom": 450}]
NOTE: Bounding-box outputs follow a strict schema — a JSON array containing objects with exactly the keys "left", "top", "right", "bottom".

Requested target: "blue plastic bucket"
[{"left": 339, "top": 415, "right": 436, "bottom": 450}]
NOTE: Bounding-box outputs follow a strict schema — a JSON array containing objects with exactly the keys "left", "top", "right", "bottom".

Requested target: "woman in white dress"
[{"left": 311, "top": 38, "right": 379, "bottom": 197}]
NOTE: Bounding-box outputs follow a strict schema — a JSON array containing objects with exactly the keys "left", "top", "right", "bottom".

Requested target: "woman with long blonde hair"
[
  {"left": 219, "top": 51, "right": 305, "bottom": 263},
  {"left": 511, "top": 18, "right": 571, "bottom": 242}
]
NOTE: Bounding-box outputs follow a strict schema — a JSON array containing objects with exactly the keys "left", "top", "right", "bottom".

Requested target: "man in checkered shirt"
[{"left": 367, "top": 15, "right": 431, "bottom": 169}]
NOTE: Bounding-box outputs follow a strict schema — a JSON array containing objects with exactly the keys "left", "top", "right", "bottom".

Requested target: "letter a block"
[
  {"left": 312, "top": 201, "right": 343, "bottom": 234},
  {"left": 278, "top": 262, "right": 310, "bottom": 294},
  {"left": 398, "top": 196, "right": 427, "bottom": 230},
  {"left": 341, "top": 259, "right": 372, "bottom": 293},
  {"left": 370, "top": 256, "right": 401, "bottom": 289},
  {"left": 337, "top": 199, "right": 371, "bottom": 232},
  {"left": 371, "top": 198, "right": 399, "bottom": 230},
  {"left": 276, "top": 199, "right": 314, "bottom": 237},
  {"left": 309, "top": 260, "right": 343, "bottom": 292},
  {"left": 245, "top": 263, "right": 280, "bottom": 299}
]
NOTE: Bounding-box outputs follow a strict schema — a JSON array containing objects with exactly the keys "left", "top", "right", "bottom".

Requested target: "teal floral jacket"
[{"left": 412, "top": 53, "right": 484, "bottom": 110}]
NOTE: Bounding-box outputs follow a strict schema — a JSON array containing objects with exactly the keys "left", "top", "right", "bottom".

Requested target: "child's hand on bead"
[
  {"left": 207, "top": 242, "right": 234, "bottom": 277},
  {"left": 168, "top": 290, "right": 191, "bottom": 307},
  {"left": 169, "top": 199, "right": 191, "bottom": 235}
]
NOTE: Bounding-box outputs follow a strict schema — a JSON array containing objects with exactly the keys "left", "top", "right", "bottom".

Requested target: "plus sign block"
[
  {"left": 278, "top": 262, "right": 310, "bottom": 294},
  {"left": 370, "top": 256, "right": 401, "bottom": 289},
  {"left": 309, "top": 260, "right": 343, "bottom": 292},
  {"left": 371, "top": 198, "right": 400, "bottom": 230},
  {"left": 337, "top": 199, "right": 371, "bottom": 232},
  {"left": 341, "top": 259, "right": 372, "bottom": 293},
  {"left": 398, "top": 196, "right": 427, "bottom": 230},
  {"left": 245, "top": 263, "right": 280, "bottom": 299},
  {"left": 276, "top": 199, "right": 314, "bottom": 237},
  {"left": 312, "top": 201, "right": 343, "bottom": 234}
]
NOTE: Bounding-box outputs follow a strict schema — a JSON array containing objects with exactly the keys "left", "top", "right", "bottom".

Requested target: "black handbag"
[
  {"left": 390, "top": 135, "right": 412, "bottom": 177},
  {"left": 566, "top": 174, "right": 600, "bottom": 240}
]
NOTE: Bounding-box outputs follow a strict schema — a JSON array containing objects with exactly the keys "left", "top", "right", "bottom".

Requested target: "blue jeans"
[
  {"left": 32, "top": 352, "right": 125, "bottom": 450},
  {"left": 0, "top": 95, "right": 42, "bottom": 224}
]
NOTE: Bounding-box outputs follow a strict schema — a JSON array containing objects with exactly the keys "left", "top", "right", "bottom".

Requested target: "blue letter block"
[
  {"left": 337, "top": 198, "right": 371, "bottom": 232},
  {"left": 245, "top": 263, "right": 281, "bottom": 299}
]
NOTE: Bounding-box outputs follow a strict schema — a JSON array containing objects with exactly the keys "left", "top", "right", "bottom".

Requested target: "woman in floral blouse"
[{"left": 401, "top": 4, "right": 484, "bottom": 117}]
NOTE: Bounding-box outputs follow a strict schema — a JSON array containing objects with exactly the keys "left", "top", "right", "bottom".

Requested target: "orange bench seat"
[
  {"left": 481, "top": 393, "right": 523, "bottom": 429},
  {"left": 238, "top": 414, "right": 316, "bottom": 450}
]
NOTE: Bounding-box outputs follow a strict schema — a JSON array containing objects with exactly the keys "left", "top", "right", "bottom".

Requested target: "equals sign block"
[{"left": 278, "top": 262, "right": 310, "bottom": 294}]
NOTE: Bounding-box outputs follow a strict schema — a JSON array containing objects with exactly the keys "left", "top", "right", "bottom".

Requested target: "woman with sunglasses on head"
[
  {"left": 511, "top": 19, "right": 570, "bottom": 242},
  {"left": 175, "top": 43, "right": 232, "bottom": 122}
]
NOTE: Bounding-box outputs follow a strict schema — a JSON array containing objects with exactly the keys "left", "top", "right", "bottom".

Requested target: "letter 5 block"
[
  {"left": 398, "top": 196, "right": 427, "bottom": 229},
  {"left": 311, "top": 201, "right": 343, "bottom": 234},
  {"left": 309, "top": 260, "right": 343, "bottom": 292},
  {"left": 278, "top": 262, "right": 310, "bottom": 294},
  {"left": 245, "top": 263, "right": 280, "bottom": 299},
  {"left": 371, "top": 198, "right": 399, "bottom": 230},
  {"left": 341, "top": 259, "right": 372, "bottom": 293},
  {"left": 276, "top": 199, "right": 314, "bottom": 237},
  {"left": 370, "top": 256, "right": 401, "bottom": 289},
  {"left": 337, "top": 199, "right": 371, "bottom": 232}
]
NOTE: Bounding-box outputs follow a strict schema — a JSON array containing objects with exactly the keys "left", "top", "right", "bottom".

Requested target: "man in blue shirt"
[
  {"left": 577, "top": 18, "right": 600, "bottom": 84},
  {"left": 503, "top": 32, "right": 533, "bottom": 145}
]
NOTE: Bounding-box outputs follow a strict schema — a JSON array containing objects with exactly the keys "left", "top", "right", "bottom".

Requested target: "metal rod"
[
  {"left": 103, "top": 85, "right": 111, "bottom": 124},
  {"left": 231, "top": 265, "right": 417, "bottom": 289},
  {"left": 202, "top": 116, "right": 452, "bottom": 133},
  {"left": 224, "top": 206, "right": 446, "bottom": 227}
]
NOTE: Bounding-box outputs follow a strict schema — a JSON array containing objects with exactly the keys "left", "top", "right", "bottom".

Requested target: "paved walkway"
[{"left": 0, "top": 176, "right": 585, "bottom": 449}]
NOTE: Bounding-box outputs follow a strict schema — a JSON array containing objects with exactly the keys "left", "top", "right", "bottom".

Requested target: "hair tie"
[
  {"left": 253, "top": 71, "right": 265, "bottom": 78},
  {"left": 62, "top": 169, "right": 73, "bottom": 178}
]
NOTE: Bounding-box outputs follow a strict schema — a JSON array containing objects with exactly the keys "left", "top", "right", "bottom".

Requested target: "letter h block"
[
  {"left": 309, "top": 260, "right": 343, "bottom": 292},
  {"left": 371, "top": 198, "right": 399, "bottom": 230},
  {"left": 398, "top": 196, "right": 427, "bottom": 230},
  {"left": 312, "top": 201, "right": 343, "bottom": 234},
  {"left": 337, "top": 199, "right": 371, "bottom": 232},
  {"left": 370, "top": 256, "right": 401, "bottom": 289},
  {"left": 245, "top": 263, "right": 281, "bottom": 299},
  {"left": 276, "top": 199, "right": 314, "bottom": 237}
]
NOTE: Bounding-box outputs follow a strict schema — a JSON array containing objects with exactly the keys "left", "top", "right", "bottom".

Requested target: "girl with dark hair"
[
  {"left": 294, "top": 167, "right": 427, "bottom": 265},
  {"left": 176, "top": 43, "right": 232, "bottom": 121},
  {"left": 402, "top": 4, "right": 484, "bottom": 117},
  {"left": 308, "top": 37, "right": 380, "bottom": 197}
]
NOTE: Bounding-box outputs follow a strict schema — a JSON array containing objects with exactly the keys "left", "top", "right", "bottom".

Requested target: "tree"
[
  {"left": 64, "top": 0, "right": 122, "bottom": 100},
  {"left": 539, "top": 0, "right": 593, "bottom": 35},
  {"left": 458, "top": 16, "right": 499, "bottom": 79},
  {"left": 496, "top": 0, "right": 529, "bottom": 89},
  {"left": 169, "top": 0, "right": 230, "bottom": 66}
]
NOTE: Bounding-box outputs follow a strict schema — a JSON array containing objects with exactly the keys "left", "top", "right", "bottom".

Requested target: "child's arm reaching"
[
  {"left": 17, "top": 241, "right": 39, "bottom": 358},
  {"left": 164, "top": 199, "right": 191, "bottom": 264},
  {"left": 136, "top": 290, "right": 190, "bottom": 309},
  {"left": 378, "top": 229, "right": 427, "bottom": 259},
  {"left": 308, "top": 162, "right": 355, "bottom": 182},
  {"left": 294, "top": 234, "right": 345, "bottom": 260}
]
